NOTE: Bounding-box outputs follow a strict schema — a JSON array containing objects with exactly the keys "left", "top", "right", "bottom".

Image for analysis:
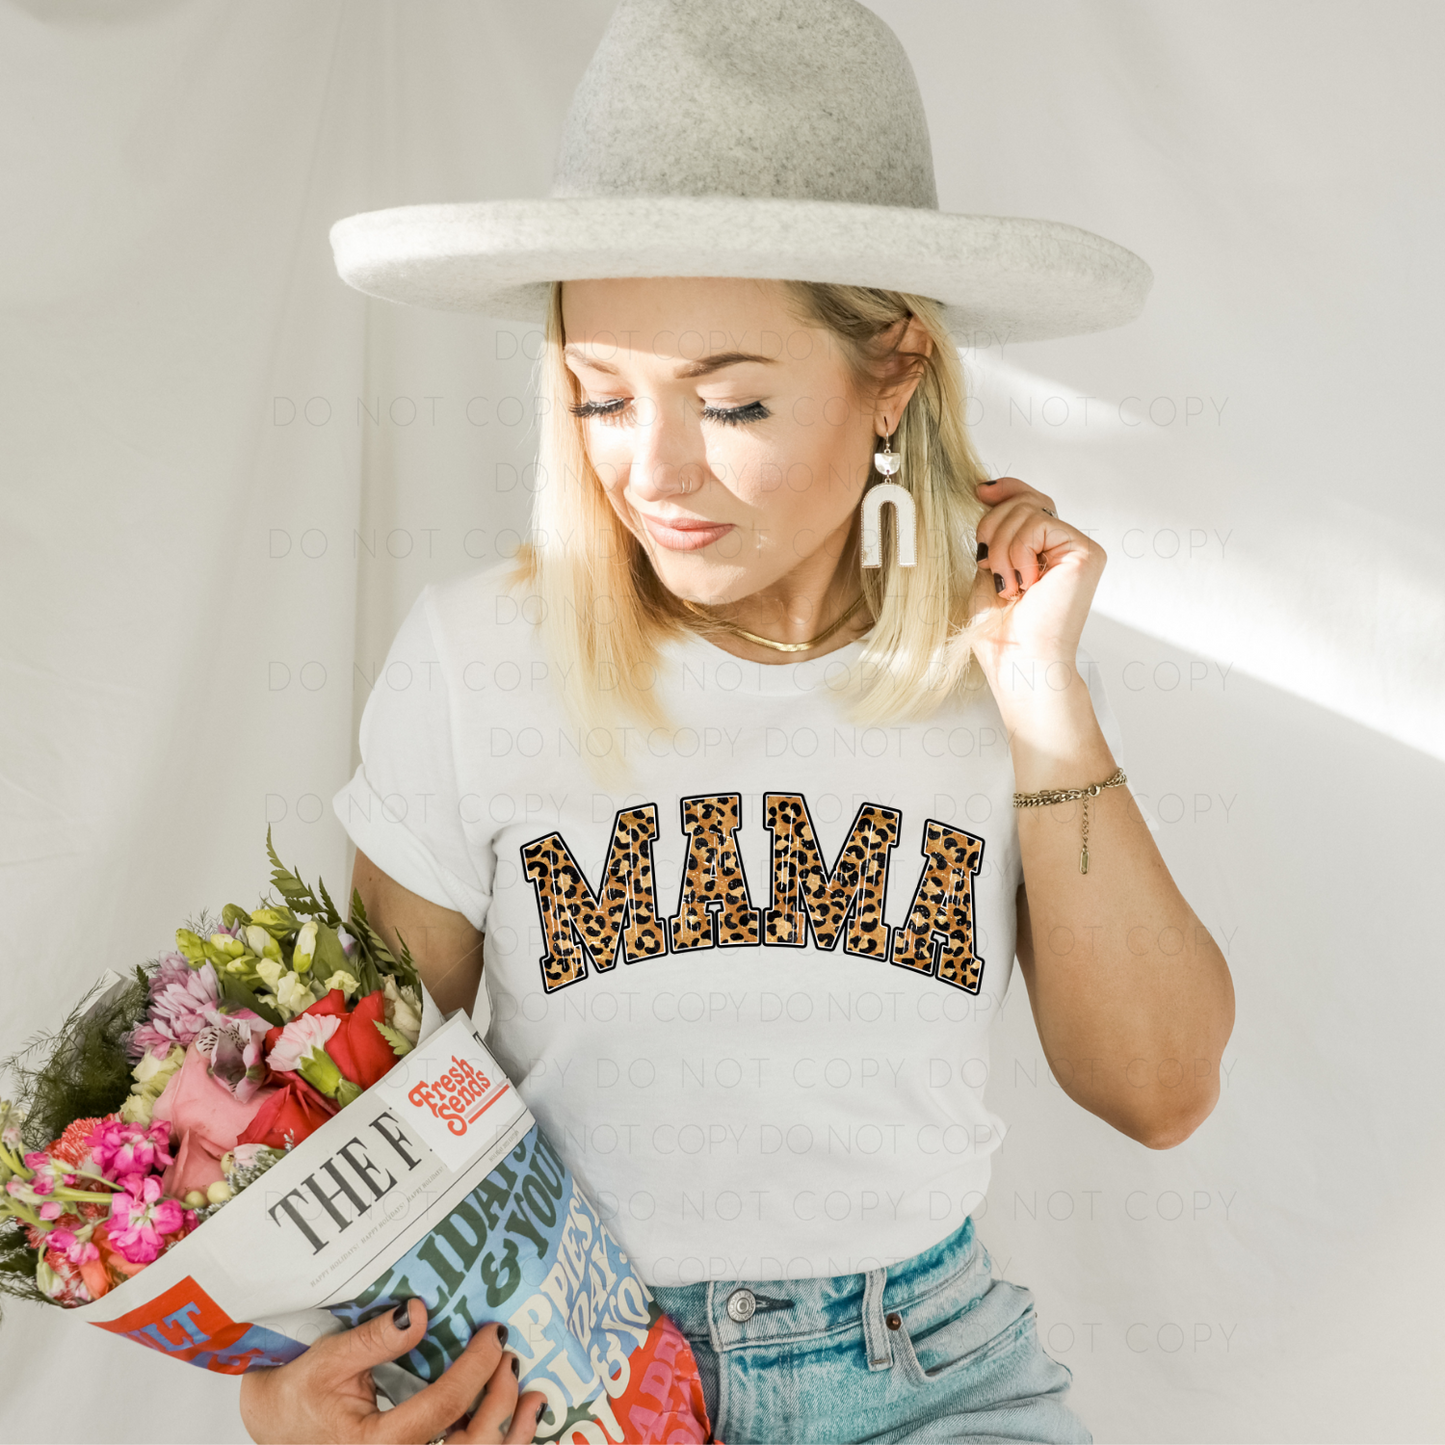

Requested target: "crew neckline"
[{"left": 662, "top": 628, "right": 872, "bottom": 696}]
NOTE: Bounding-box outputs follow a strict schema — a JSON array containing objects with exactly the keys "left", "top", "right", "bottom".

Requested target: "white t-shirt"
[{"left": 333, "top": 563, "right": 1134, "bottom": 1287}]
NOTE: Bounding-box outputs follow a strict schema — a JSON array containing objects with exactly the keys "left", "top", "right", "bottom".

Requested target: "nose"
[{"left": 626, "top": 400, "right": 710, "bottom": 502}]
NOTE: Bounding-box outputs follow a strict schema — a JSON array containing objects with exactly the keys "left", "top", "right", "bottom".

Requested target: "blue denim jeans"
[{"left": 650, "top": 1217, "right": 1089, "bottom": 1444}]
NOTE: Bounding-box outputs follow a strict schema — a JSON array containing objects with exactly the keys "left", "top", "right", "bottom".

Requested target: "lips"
[{"left": 638, "top": 511, "right": 736, "bottom": 552}]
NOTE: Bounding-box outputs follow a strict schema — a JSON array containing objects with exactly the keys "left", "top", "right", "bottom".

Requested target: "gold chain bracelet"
[{"left": 1013, "top": 767, "right": 1127, "bottom": 874}]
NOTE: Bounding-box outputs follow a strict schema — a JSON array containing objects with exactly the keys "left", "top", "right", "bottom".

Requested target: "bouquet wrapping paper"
[{"left": 72, "top": 1012, "right": 710, "bottom": 1444}]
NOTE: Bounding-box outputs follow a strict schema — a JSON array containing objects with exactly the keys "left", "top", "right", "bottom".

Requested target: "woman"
[{"left": 240, "top": 4, "right": 1234, "bottom": 1442}]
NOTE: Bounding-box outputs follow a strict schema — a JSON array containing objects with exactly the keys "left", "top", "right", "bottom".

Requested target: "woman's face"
[{"left": 560, "top": 277, "right": 880, "bottom": 608}]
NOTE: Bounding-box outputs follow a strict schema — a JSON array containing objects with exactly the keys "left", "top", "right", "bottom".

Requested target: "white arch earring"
[{"left": 861, "top": 431, "right": 917, "bottom": 568}]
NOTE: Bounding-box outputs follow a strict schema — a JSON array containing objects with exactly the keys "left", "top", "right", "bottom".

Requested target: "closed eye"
[
  {"left": 702, "top": 400, "right": 770, "bottom": 426},
  {"left": 568, "top": 397, "right": 629, "bottom": 421},
  {"left": 568, "top": 398, "right": 771, "bottom": 426}
]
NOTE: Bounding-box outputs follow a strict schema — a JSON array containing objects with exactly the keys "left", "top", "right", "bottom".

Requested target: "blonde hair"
[{"left": 515, "top": 278, "right": 993, "bottom": 745}]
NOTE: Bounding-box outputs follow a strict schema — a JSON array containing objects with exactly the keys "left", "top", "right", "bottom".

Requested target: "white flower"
[
  {"left": 383, "top": 977, "right": 423, "bottom": 1047},
  {"left": 322, "top": 970, "right": 360, "bottom": 998},
  {"left": 292, "top": 921, "right": 318, "bottom": 973},
  {"left": 132, "top": 1045, "right": 184, "bottom": 1089},
  {"left": 267, "top": 1013, "right": 340, "bottom": 1074},
  {"left": 255, "top": 957, "right": 285, "bottom": 991},
  {"left": 119, "top": 1093, "right": 153, "bottom": 1125},
  {"left": 244, "top": 925, "right": 280, "bottom": 961},
  {"left": 274, "top": 972, "right": 316, "bottom": 1019},
  {"left": 121, "top": 1044, "right": 185, "bottom": 1124}
]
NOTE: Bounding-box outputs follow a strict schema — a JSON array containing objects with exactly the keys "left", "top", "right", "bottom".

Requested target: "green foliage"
[
  {"left": 265, "top": 828, "right": 342, "bottom": 927},
  {"left": 0, "top": 1217, "right": 43, "bottom": 1313},
  {"left": 373, "top": 1020, "right": 413, "bottom": 1057},
  {"left": 215, "top": 973, "right": 284, "bottom": 1027},
  {"left": 3, "top": 974, "right": 148, "bottom": 1153},
  {"left": 349, "top": 889, "right": 420, "bottom": 995}
]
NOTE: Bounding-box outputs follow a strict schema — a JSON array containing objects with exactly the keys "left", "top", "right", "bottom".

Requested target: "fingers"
[
  {"left": 384, "top": 1321, "right": 510, "bottom": 1444},
  {"left": 452, "top": 1346, "right": 519, "bottom": 1443},
  {"left": 504, "top": 1391, "right": 550, "bottom": 1444},
  {"left": 977, "top": 475, "right": 1057, "bottom": 516},
  {"left": 456, "top": 1354, "right": 548, "bottom": 1443},
  {"left": 331, "top": 1296, "right": 431, "bottom": 1381},
  {"left": 974, "top": 478, "right": 1066, "bottom": 601}
]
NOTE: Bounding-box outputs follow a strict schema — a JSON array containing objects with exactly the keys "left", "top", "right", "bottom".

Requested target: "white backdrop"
[{"left": 2, "top": 2, "right": 1442, "bottom": 1441}]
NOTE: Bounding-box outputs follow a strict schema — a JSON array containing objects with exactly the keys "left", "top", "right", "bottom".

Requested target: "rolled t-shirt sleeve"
[
  {"left": 1077, "top": 644, "right": 1158, "bottom": 832},
  {"left": 332, "top": 588, "right": 491, "bottom": 929}
]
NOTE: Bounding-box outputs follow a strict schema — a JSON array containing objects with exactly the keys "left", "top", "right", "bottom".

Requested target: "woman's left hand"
[{"left": 967, "top": 475, "right": 1106, "bottom": 692}]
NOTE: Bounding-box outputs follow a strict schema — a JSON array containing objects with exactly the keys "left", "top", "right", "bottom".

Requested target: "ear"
[{"left": 871, "top": 314, "right": 935, "bottom": 435}]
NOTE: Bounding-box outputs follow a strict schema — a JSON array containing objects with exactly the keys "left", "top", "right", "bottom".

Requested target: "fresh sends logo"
[
  {"left": 377, "top": 1017, "right": 523, "bottom": 1172},
  {"left": 408, "top": 1055, "right": 506, "bottom": 1137}
]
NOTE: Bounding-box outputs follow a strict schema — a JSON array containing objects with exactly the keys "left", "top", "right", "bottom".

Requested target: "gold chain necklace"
[{"left": 681, "top": 592, "right": 868, "bottom": 654}]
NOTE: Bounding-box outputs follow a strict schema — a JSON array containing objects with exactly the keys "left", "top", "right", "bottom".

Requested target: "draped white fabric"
[{"left": 1, "top": 2, "right": 1440, "bottom": 1440}]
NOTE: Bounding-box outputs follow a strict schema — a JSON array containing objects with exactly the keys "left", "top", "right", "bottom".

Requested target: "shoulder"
[{"left": 414, "top": 560, "right": 542, "bottom": 666}]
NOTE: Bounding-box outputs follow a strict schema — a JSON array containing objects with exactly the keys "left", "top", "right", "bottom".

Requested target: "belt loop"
[
  {"left": 706, "top": 1279, "right": 725, "bottom": 1355},
  {"left": 862, "top": 1267, "right": 893, "bottom": 1371}
]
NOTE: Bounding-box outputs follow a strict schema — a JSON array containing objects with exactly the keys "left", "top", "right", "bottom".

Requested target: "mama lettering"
[{"left": 521, "top": 792, "right": 986, "bottom": 996}]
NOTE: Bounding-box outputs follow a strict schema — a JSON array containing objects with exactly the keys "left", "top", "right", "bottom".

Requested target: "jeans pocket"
[{"left": 892, "top": 1277, "right": 1037, "bottom": 1388}]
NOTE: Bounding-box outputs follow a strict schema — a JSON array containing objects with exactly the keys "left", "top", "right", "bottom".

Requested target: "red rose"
[
  {"left": 326, "top": 991, "right": 396, "bottom": 1090},
  {"left": 236, "top": 1074, "right": 338, "bottom": 1150}
]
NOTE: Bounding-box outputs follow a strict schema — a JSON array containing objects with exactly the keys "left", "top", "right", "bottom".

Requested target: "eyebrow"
[{"left": 563, "top": 346, "right": 778, "bottom": 379}]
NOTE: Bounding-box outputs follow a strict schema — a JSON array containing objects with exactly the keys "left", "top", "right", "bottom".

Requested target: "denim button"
[{"left": 726, "top": 1288, "right": 757, "bottom": 1322}]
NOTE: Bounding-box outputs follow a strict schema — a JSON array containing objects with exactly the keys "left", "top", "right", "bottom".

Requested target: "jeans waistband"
[{"left": 649, "top": 1215, "right": 981, "bottom": 1356}]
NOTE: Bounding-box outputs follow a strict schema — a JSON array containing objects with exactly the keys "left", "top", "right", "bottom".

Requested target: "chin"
[{"left": 647, "top": 550, "right": 776, "bottom": 608}]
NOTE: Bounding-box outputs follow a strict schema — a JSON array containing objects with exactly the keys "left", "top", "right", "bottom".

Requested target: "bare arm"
[
  {"left": 1008, "top": 676, "right": 1236, "bottom": 1148},
  {"left": 972, "top": 473, "right": 1236, "bottom": 1149},
  {"left": 352, "top": 849, "right": 485, "bottom": 1018}
]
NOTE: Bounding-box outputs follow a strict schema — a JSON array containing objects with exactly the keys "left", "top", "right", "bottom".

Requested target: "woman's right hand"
[{"left": 238, "top": 1298, "right": 548, "bottom": 1444}]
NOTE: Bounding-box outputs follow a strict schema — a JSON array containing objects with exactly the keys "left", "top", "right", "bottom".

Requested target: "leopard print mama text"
[{"left": 521, "top": 793, "right": 985, "bottom": 997}]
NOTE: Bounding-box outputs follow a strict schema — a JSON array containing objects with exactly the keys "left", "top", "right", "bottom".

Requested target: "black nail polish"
[
  {"left": 511, "top": 1356, "right": 519, "bottom": 1376},
  {"left": 392, "top": 1300, "right": 411, "bottom": 1332},
  {"left": 975, "top": 541, "right": 988, "bottom": 561},
  {"left": 496, "top": 1323, "right": 508, "bottom": 1347},
  {"left": 993, "top": 572, "right": 1004, "bottom": 594},
  {"left": 1014, "top": 569, "right": 1023, "bottom": 588}
]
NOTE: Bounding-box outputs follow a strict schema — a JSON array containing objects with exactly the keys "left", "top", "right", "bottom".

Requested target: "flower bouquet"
[{"left": 1, "top": 834, "right": 714, "bottom": 1444}]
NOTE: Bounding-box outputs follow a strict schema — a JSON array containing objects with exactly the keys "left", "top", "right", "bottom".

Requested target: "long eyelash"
[
  {"left": 701, "top": 401, "right": 770, "bottom": 426},
  {"left": 568, "top": 398, "right": 628, "bottom": 419}
]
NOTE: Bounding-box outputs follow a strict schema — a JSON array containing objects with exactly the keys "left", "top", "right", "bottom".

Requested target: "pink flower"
[
  {"left": 22, "top": 1152, "right": 77, "bottom": 1196},
  {"left": 128, "top": 954, "right": 222, "bottom": 1058},
  {"left": 47, "top": 1227, "right": 99, "bottom": 1266},
  {"left": 267, "top": 1012, "right": 340, "bottom": 1074},
  {"left": 89, "top": 1119, "right": 173, "bottom": 1181},
  {"left": 150, "top": 1038, "right": 274, "bottom": 1197},
  {"left": 105, "top": 1175, "right": 192, "bottom": 1264}
]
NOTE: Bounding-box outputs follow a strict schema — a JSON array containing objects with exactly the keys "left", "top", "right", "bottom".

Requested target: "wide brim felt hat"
[{"left": 331, "top": 0, "right": 1152, "bottom": 346}]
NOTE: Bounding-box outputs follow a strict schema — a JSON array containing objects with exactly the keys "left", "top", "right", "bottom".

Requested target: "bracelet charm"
[{"left": 1013, "top": 768, "right": 1127, "bottom": 874}]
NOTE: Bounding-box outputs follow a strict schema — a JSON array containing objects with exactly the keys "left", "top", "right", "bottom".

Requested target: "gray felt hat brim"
[
  {"left": 330, "top": 0, "right": 1152, "bottom": 345},
  {"left": 331, "top": 196, "right": 1151, "bottom": 346}
]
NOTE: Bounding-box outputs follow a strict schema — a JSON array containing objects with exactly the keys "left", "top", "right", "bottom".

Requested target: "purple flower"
[
  {"left": 196, "top": 1008, "right": 270, "bottom": 1104},
  {"left": 89, "top": 1119, "right": 173, "bottom": 1181},
  {"left": 142, "top": 957, "right": 221, "bottom": 1055}
]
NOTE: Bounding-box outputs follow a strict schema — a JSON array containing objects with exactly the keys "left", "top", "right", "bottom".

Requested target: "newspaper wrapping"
[{"left": 70, "top": 1011, "right": 713, "bottom": 1444}]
